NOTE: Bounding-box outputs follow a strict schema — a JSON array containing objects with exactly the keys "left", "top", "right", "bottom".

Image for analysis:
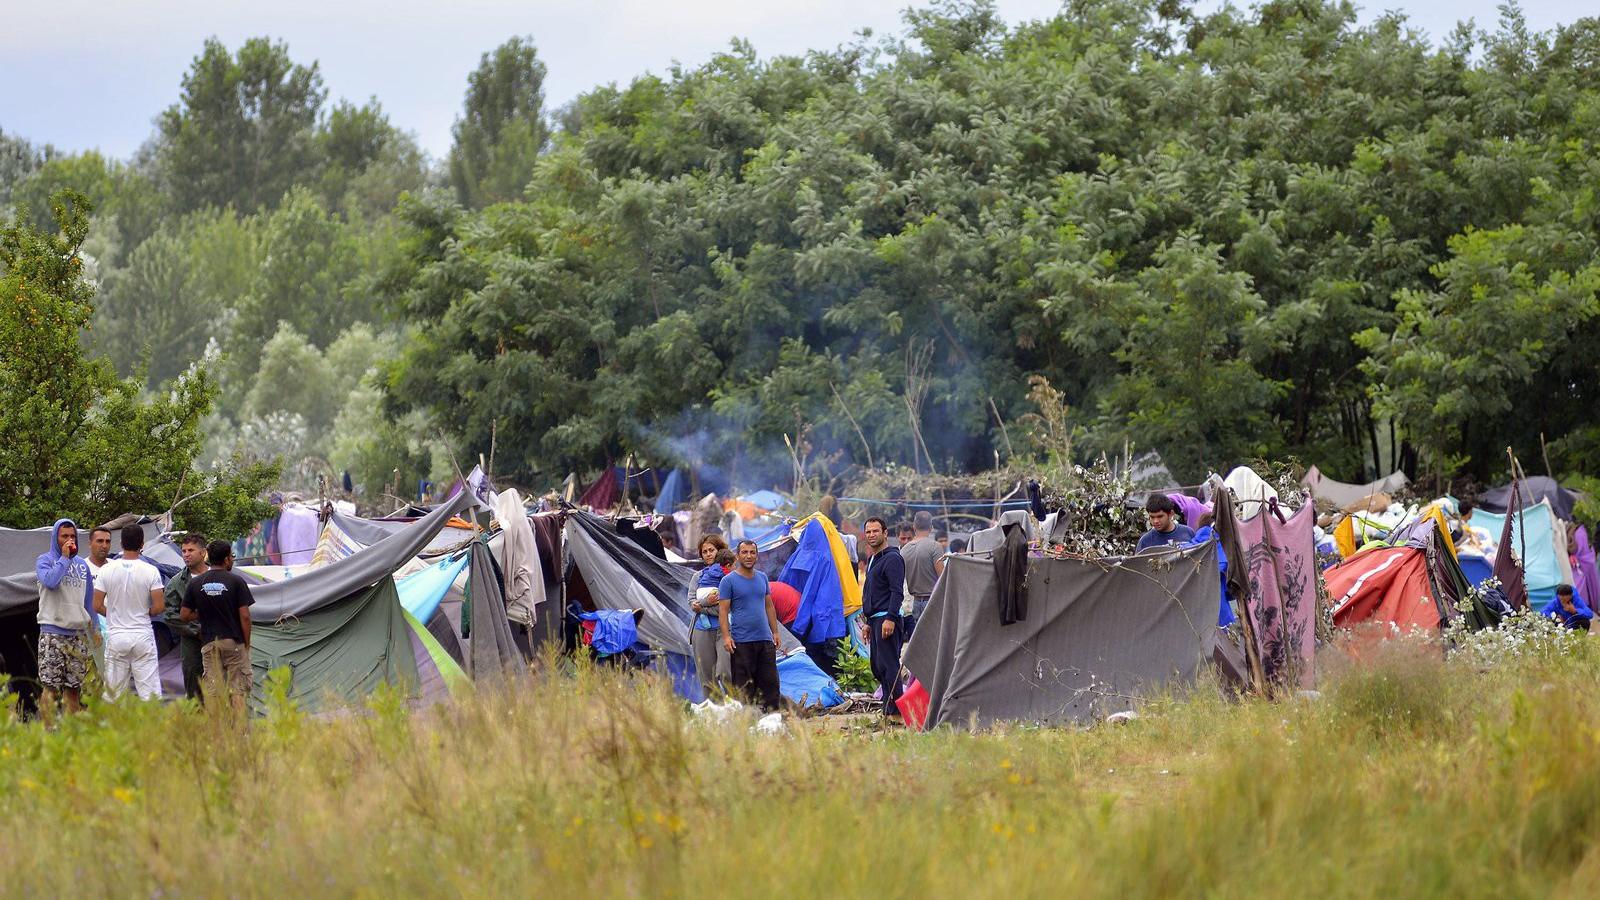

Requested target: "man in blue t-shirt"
[
  {"left": 718, "top": 539, "right": 783, "bottom": 712},
  {"left": 1136, "top": 494, "right": 1196, "bottom": 553}
]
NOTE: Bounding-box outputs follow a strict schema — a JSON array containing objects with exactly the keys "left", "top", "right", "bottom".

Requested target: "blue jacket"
[{"left": 1540, "top": 593, "right": 1595, "bottom": 630}]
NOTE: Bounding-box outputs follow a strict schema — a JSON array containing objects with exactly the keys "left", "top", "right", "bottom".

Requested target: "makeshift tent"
[
  {"left": 580, "top": 467, "right": 624, "bottom": 512},
  {"left": 903, "top": 543, "right": 1221, "bottom": 729},
  {"left": 1479, "top": 476, "right": 1578, "bottom": 523},
  {"left": 1473, "top": 501, "right": 1564, "bottom": 606},
  {"left": 1303, "top": 467, "right": 1411, "bottom": 510},
  {"left": 653, "top": 469, "right": 688, "bottom": 515},
  {"left": 251, "top": 578, "right": 466, "bottom": 714},
  {"left": 246, "top": 494, "right": 475, "bottom": 710},
  {"left": 564, "top": 511, "right": 694, "bottom": 656},
  {"left": 1322, "top": 515, "right": 1484, "bottom": 635},
  {"left": 1325, "top": 547, "right": 1441, "bottom": 633},
  {"left": 250, "top": 495, "right": 472, "bottom": 623},
  {"left": 776, "top": 519, "right": 850, "bottom": 648}
]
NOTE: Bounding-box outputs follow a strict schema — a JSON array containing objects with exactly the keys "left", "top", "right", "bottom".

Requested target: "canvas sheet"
[
  {"left": 1235, "top": 503, "right": 1318, "bottom": 688},
  {"left": 250, "top": 578, "right": 421, "bottom": 714},
  {"left": 464, "top": 540, "right": 524, "bottom": 682},
  {"left": 1473, "top": 500, "right": 1561, "bottom": 591},
  {"left": 565, "top": 512, "right": 694, "bottom": 655},
  {"left": 902, "top": 544, "right": 1220, "bottom": 730},
  {"left": 1303, "top": 467, "right": 1410, "bottom": 510}
]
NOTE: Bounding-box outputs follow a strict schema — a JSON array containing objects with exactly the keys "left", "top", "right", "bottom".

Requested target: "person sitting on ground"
[
  {"left": 1541, "top": 584, "right": 1594, "bottom": 631},
  {"left": 717, "top": 540, "right": 783, "bottom": 712},
  {"left": 1136, "top": 495, "right": 1196, "bottom": 553},
  {"left": 94, "top": 524, "right": 166, "bottom": 701}
]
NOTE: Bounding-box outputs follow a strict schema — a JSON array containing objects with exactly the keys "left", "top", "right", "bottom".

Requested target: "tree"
[
  {"left": 92, "top": 207, "right": 260, "bottom": 385},
  {"left": 0, "top": 190, "right": 276, "bottom": 537},
  {"left": 314, "top": 98, "right": 430, "bottom": 219},
  {"left": 448, "top": 37, "right": 550, "bottom": 208},
  {"left": 157, "top": 37, "right": 326, "bottom": 215},
  {"left": 227, "top": 186, "right": 369, "bottom": 382},
  {"left": 243, "top": 322, "right": 338, "bottom": 442},
  {"left": 0, "top": 127, "right": 55, "bottom": 208}
]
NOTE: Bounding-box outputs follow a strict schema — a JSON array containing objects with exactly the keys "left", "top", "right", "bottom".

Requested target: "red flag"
[{"left": 1493, "top": 480, "right": 1529, "bottom": 609}]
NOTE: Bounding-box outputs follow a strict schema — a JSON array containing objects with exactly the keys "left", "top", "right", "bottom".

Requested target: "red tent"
[
  {"left": 1324, "top": 546, "right": 1446, "bottom": 633},
  {"left": 771, "top": 581, "right": 801, "bottom": 626}
]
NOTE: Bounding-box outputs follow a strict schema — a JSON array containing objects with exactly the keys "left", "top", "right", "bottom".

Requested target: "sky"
[{"left": 0, "top": 0, "right": 1589, "bottom": 162}]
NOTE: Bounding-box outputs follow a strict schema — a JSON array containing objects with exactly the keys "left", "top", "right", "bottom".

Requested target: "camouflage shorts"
[{"left": 37, "top": 632, "right": 90, "bottom": 691}]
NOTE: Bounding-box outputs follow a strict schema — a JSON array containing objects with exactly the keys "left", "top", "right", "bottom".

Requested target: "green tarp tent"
[{"left": 251, "top": 578, "right": 465, "bottom": 714}]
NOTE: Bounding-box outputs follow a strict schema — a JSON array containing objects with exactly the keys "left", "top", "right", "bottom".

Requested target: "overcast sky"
[{"left": 1, "top": 0, "right": 1589, "bottom": 161}]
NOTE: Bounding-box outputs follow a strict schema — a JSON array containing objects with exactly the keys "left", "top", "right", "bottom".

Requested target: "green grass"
[{"left": 2, "top": 641, "right": 1599, "bottom": 898}]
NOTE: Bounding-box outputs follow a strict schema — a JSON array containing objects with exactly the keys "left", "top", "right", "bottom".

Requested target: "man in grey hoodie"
[{"left": 35, "top": 519, "right": 95, "bottom": 722}]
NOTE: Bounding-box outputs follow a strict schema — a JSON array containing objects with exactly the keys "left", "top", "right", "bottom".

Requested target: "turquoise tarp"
[
  {"left": 396, "top": 554, "right": 469, "bottom": 622},
  {"left": 1473, "top": 501, "right": 1562, "bottom": 592}
]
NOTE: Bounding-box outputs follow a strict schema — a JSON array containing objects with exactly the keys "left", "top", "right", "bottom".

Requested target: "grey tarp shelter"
[
  {"left": 902, "top": 542, "right": 1221, "bottom": 729},
  {"left": 247, "top": 493, "right": 473, "bottom": 710}
]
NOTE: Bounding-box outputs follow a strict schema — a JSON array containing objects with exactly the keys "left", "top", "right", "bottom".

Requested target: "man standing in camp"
[
  {"left": 861, "top": 517, "right": 905, "bottom": 718},
  {"left": 181, "top": 541, "right": 255, "bottom": 715},
  {"left": 164, "top": 533, "right": 210, "bottom": 700},
  {"left": 94, "top": 524, "right": 166, "bottom": 700},
  {"left": 718, "top": 539, "right": 783, "bottom": 712},
  {"left": 85, "top": 526, "right": 113, "bottom": 582},
  {"left": 35, "top": 519, "right": 94, "bottom": 724},
  {"left": 900, "top": 510, "right": 945, "bottom": 639}
]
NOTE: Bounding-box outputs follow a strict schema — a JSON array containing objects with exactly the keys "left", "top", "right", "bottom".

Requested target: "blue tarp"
[
  {"left": 654, "top": 469, "right": 688, "bottom": 515},
  {"left": 580, "top": 610, "right": 639, "bottom": 656},
  {"left": 776, "top": 651, "right": 844, "bottom": 708},
  {"left": 396, "top": 554, "right": 470, "bottom": 622},
  {"left": 744, "top": 522, "right": 792, "bottom": 551},
  {"left": 1460, "top": 554, "right": 1494, "bottom": 589},
  {"left": 661, "top": 651, "right": 704, "bottom": 703},
  {"left": 777, "top": 520, "right": 848, "bottom": 645}
]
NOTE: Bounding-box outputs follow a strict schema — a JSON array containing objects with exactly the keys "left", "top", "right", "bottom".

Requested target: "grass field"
[{"left": 2, "top": 641, "right": 1598, "bottom": 898}]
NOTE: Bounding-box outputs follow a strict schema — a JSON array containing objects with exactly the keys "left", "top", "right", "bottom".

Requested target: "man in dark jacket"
[{"left": 861, "top": 517, "right": 905, "bottom": 717}]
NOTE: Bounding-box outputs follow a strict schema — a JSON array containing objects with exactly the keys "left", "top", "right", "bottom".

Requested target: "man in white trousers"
[{"left": 93, "top": 523, "right": 166, "bottom": 700}]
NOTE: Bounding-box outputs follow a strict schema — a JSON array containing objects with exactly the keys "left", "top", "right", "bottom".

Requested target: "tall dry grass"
[{"left": 1, "top": 643, "right": 1598, "bottom": 897}]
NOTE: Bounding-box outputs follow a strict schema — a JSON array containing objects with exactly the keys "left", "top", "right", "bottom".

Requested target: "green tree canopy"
[
  {"left": 0, "top": 190, "right": 276, "bottom": 536},
  {"left": 157, "top": 37, "right": 327, "bottom": 215},
  {"left": 448, "top": 37, "right": 550, "bottom": 208},
  {"left": 379, "top": 0, "right": 1600, "bottom": 487}
]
